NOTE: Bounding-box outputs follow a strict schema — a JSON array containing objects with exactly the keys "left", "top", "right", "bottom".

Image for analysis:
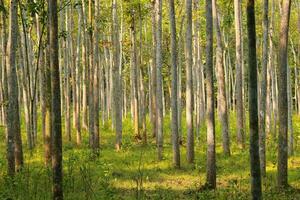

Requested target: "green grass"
[{"left": 0, "top": 112, "right": 300, "bottom": 199}]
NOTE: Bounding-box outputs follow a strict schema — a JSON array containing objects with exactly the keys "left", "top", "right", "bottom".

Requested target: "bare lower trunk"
[
  {"left": 169, "top": 0, "right": 180, "bottom": 168},
  {"left": 247, "top": 0, "right": 262, "bottom": 198},
  {"left": 186, "top": 0, "right": 194, "bottom": 164},
  {"left": 212, "top": 0, "right": 230, "bottom": 156},
  {"left": 155, "top": 0, "right": 163, "bottom": 160},
  {"left": 277, "top": 0, "right": 291, "bottom": 188},
  {"left": 205, "top": 0, "right": 216, "bottom": 189}
]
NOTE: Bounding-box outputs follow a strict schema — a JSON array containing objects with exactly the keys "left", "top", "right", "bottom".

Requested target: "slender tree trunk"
[
  {"left": 48, "top": 0, "right": 63, "bottom": 198},
  {"left": 75, "top": 4, "right": 82, "bottom": 145},
  {"left": 247, "top": 0, "right": 262, "bottom": 198},
  {"left": 130, "top": 11, "right": 140, "bottom": 139},
  {"left": 7, "top": 0, "right": 22, "bottom": 176},
  {"left": 258, "top": 0, "right": 269, "bottom": 177},
  {"left": 112, "top": 0, "right": 122, "bottom": 150},
  {"left": 44, "top": 37, "right": 52, "bottom": 166},
  {"left": 169, "top": 0, "right": 180, "bottom": 168},
  {"left": 212, "top": 0, "right": 230, "bottom": 156},
  {"left": 205, "top": 0, "right": 216, "bottom": 189},
  {"left": 155, "top": 0, "right": 163, "bottom": 160},
  {"left": 151, "top": 1, "right": 157, "bottom": 139},
  {"left": 277, "top": 0, "right": 291, "bottom": 188},
  {"left": 234, "top": 0, "right": 245, "bottom": 148},
  {"left": 88, "top": 0, "right": 96, "bottom": 151},
  {"left": 81, "top": 0, "right": 89, "bottom": 130},
  {"left": 287, "top": 65, "right": 294, "bottom": 156},
  {"left": 186, "top": 0, "right": 194, "bottom": 164}
]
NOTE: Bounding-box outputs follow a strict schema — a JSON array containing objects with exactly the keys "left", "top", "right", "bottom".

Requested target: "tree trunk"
[
  {"left": 247, "top": 0, "right": 262, "bottom": 198},
  {"left": 205, "top": 0, "right": 216, "bottom": 189},
  {"left": 48, "top": 0, "right": 63, "bottom": 198},
  {"left": 112, "top": 0, "right": 122, "bottom": 150},
  {"left": 186, "top": 0, "right": 194, "bottom": 164},
  {"left": 7, "top": 0, "right": 23, "bottom": 176},
  {"left": 169, "top": 0, "right": 180, "bottom": 168},
  {"left": 258, "top": 0, "right": 269, "bottom": 177},
  {"left": 212, "top": 0, "right": 230, "bottom": 156},
  {"left": 130, "top": 11, "right": 140, "bottom": 139},
  {"left": 277, "top": 0, "right": 291, "bottom": 188},
  {"left": 234, "top": 0, "right": 245, "bottom": 148},
  {"left": 155, "top": 0, "right": 163, "bottom": 160}
]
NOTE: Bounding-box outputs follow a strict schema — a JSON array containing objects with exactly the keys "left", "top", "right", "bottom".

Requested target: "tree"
[
  {"left": 234, "top": 0, "right": 245, "bottom": 148},
  {"left": 44, "top": 29, "right": 52, "bottom": 166},
  {"left": 186, "top": 0, "right": 194, "bottom": 164},
  {"left": 130, "top": 8, "right": 140, "bottom": 139},
  {"left": 169, "top": 0, "right": 180, "bottom": 168},
  {"left": 6, "top": 0, "right": 23, "bottom": 176},
  {"left": 112, "top": 0, "right": 123, "bottom": 150},
  {"left": 247, "top": 0, "right": 262, "bottom": 198},
  {"left": 155, "top": 0, "right": 163, "bottom": 160},
  {"left": 259, "top": 0, "right": 269, "bottom": 177},
  {"left": 48, "top": 0, "right": 63, "bottom": 198},
  {"left": 212, "top": 0, "right": 230, "bottom": 156},
  {"left": 206, "top": 0, "right": 216, "bottom": 189},
  {"left": 277, "top": 0, "right": 291, "bottom": 188}
]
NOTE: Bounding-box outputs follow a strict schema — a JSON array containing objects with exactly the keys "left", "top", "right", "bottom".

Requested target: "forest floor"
[{"left": 1, "top": 113, "right": 300, "bottom": 199}]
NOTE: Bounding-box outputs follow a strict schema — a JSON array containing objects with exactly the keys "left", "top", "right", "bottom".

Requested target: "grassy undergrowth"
[{"left": 0, "top": 112, "right": 300, "bottom": 199}]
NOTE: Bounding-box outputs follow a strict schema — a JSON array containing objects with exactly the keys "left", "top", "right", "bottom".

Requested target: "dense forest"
[{"left": 0, "top": 0, "right": 300, "bottom": 199}]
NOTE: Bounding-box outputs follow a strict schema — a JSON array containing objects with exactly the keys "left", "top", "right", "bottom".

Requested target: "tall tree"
[
  {"left": 259, "top": 0, "right": 269, "bottom": 177},
  {"left": 212, "top": 0, "right": 230, "bottom": 156},
  {"left": 151, "top": 0, "right": 157, "bottom": 139},
  {"left": 234, "top": 0, "right": 245, "bottom": 148},
  {"left": 130, "top": 9, "right": 140, "bottom": 139},
  {"left": 112, "top": 0, "right": 122, "bottom": 150},
  {"left": 88, "top": 0, "right": 96, "bottom": 151},
  {"left": 6, "top": 0, "right": 23, "bottom": 176},
  {"left": 277, "top": 0, "right": 291, "bottom": 188},
  {"left": 155, "top": 0, "right": 163, "bottom": 160},
  {"left": 48, "top": 0, "right": 63, "bottom": 198},
  {"left": 206, "top": 0, "right": 216, "bottom": 189},
  {"left": 169, "top": 0, "right": 180, "bottom": 168},
  {"left": 247, "top": 0, "right": 262, "bottom": 198},
  {"left": 44, "top": 30, "right": 52, "bottom": 166},
  {"left": 186, "top": 0, "right": 194, "bottom": 164}
]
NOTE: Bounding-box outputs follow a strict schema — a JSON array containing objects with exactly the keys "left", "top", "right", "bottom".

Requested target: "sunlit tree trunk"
[
  {"left": 186, "top": 0, "right": 194, "bottom": 164},
  {"left": 277, "top": 0, "right": 291, "bottom": 188},
  {"left": 151, "top": 1, "right": 157, "bottom": 139},
  {"left": 112, "top": 0, "right": 122, "bottom": 150},
  {"left": 258, "top": 0, "right": 269, "bottom": 177},
  {"left": 7, "top": 0, "right": 23, "bottom": 176},
  {"left": 234, "top": 0, "right": 245, "bottom": 148},
  {"left": 155, "top": 0, "right": 163, "bottom": 160},
  {"left": 130, "top": 10, "right": 140, "bottom": 139},
  {"left": 169, "top": 0, "right": 180, "bottom": 168},
  {"left": 212, "top": 0, "right": 230, "bottom": 156},
  {"left": 205, "top": 0, "right": 216, "bottom": 189}
]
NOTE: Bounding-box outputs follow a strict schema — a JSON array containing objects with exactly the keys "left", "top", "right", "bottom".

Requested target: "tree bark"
[
  {"left": 48, "top": 0, "right": 63, "bottom": 198},
  {"left": 258, "top": 0, "right": 269, "bottom": 177},
  {"left": 234, "top": 0, "right": 245, "bottom": 148},
  {"left": 155, "top": 0, "right": 163, "bottom": 160},
  {"left": 186, "top": 0, "right": 194, "bottom": 164},
  {"left": 7, "top": 0, "right": 23, "bottom": 176},
  {"left": 277, "top": 0, "right": 291, "bottom": 189},
  {"left": 112, "top": 0, "right": 122, "bottom": 150},
  {"left": 212, "top": 0, "right": 230, "bottom": 156},
  {"left": 169, "top": 0, "right": 180, "bottom": 168},
  {"left": 247, "top": 0, "right": 262, "bottom": 198},
  {"left": 205, "top": 0, "right": 216, "bottom": 189}
]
